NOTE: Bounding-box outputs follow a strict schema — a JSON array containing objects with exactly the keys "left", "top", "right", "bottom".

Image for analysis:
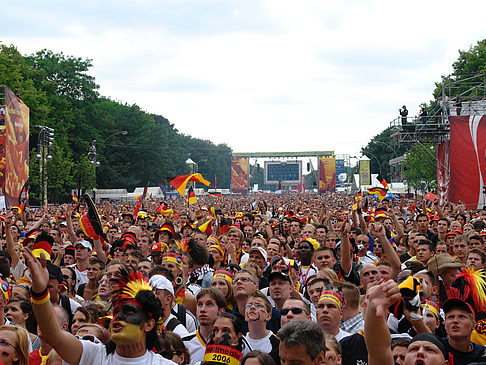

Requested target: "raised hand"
[
  {"left": 21, "top": 248, "right": 49, "bottom": 293},
  {"left": 367, "top": 280, "right": 401, "bottom": 317}
]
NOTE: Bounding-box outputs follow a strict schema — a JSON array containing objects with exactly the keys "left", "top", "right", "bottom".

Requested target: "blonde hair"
[{"left": 0, "top": 325, "right": 29, "bottom": 365}]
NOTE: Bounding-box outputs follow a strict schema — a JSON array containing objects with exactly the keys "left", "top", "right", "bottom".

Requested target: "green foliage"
[
  {"left": 361, "top": 127, "right": 406, "bottom": 179},
  {"left": 403, "top": 144, "right": 437, "bottom": 192},
  {"left": 0, "top": 43, "right": 233, "bottom": 203}
]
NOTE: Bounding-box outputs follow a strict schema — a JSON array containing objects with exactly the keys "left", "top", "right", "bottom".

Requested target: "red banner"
[
  {"left": 4, "top": 88, "right": 29, "bottom": 208},
  {"left": 449, "top": 116, "right": 486, "bottom": 209},
  {"left": 318, "top": 156, "right": 336, "bottom": 193},
  {"left": 231, "top": 157, "right": 249, "bottom": 194}
]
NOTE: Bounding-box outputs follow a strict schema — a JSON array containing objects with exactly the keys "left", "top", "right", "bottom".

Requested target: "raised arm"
[
  {"left": 64, "top": 204, "right": 78, "bottom": 244},
  {"left": 22, "top": 248, "right": 83, "bottom": 365},
  {"left": 357, "top": 199, "right": 369, "bottom": 235},
  {"left": 364, "top": 280, "right": 401, "bottom": 365},
  {"left": 339, "top": 219, "right": 352, "bottom": 275},
  {"left": 5, "top": 212, "right": 20, "bottom": 267},
  {"left": 93, "top": 238, "right": 107, "bottom": 264},
  {"left": 371, "top": 223, "right": 401, "bottom": 280},
  {"left": 388, "top": 208, "right": 404, "bottom": 245}
]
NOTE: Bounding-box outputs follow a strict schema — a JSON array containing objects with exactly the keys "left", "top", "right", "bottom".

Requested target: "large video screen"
[{"left": 264, "top": 161, "right": 302, "bottom": 184}]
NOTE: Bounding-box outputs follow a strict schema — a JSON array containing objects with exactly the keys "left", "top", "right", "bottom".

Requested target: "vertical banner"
[
  {"left": 335, "top": 159, "right": 346, "bottom": 186},
  {"left": 449, "top": 116, "right": 486, "bottom": 208},
  {"left": 4, "top": 88, "right": 29, "bottom": 208},
  {"left": 318, "top": 156, "right": 336, "bottom": 193},
  {"left": 231, "top": 157, "right": 249, "bottom": 194},
  {"left": 359, "top": 160, "right": 371, "bottom": 186},
  {"left": 436, "top": 141, "right": 450, "bottom": 205}
]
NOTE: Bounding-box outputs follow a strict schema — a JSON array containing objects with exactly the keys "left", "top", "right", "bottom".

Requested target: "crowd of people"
[{"left": 0, "top": 191, "right": 485, "bottom": 365}]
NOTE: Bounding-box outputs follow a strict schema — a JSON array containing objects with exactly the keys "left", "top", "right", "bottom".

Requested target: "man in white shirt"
[
  {"left": 149, "top": 275, "right": 189, "bottom": 337},
  {"left": 22, "top": 247, "right": 175, "bottom": 365},
  {"left": 183, "top": 288, "right": 226, "bottom": 364},
  {"left": 244, "top": 291, "right": 280, "bottom": 364}
]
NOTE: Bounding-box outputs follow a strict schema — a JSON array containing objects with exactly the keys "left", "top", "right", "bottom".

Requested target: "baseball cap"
[
  {"left": 268, "top": 271, "right": 292, "bottom": 284},
  {"left": 443, "top": 297, "right": 475, "bottom": 320},
  {"left": 47, "top": 263, "right": 63, "bottom": 284},
  {"left": 148, "top": 275, "right": 174, "bottom": 296},
  {"left": 249, "top": 247, "right": 268, "bottom": 261},
  {"left": 75, "top": 240, "right": 93, "bottom": 251},
  {"left": 150, "top": 242, "right": 168, "bottom": 256},
  {"left": 409, "top": 333, "right": 448, "bottom": 360}
]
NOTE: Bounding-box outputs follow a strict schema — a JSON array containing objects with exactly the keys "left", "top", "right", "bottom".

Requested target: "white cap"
[
  {"left": 149, "top": 275, "right": 174, "bottom": 296},
  {"left": 249, "top": 247, "right": 268, "bottom": 262},
  {"left": 75, "top": 240, "right": 92, "bottom": 251}
]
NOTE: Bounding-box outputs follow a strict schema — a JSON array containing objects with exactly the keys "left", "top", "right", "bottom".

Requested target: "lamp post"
[
  {"left": 104, "top": 130, "right": 128, "bottom": 144},
  {"left": 35, "top": 125, "right": 54, "bottom": 209},
  {"left": 88, "top": 140, "right": 100, "bottom": 201}
]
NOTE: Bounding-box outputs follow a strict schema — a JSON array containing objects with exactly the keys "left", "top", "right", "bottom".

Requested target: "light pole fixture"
[{"left": 35, "top": 125, "right": 54, "bottom": 208}]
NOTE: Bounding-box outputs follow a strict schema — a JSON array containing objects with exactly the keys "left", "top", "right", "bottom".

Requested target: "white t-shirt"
[
  {"left": 244, "top": 331, "right": 273, "bottom": 354},
  {"left": 70, "top": 264, "right": 89, "bottom": 290},
  {"left": 335, "top": 329, "right": 352, "bottom": 341},
  {"left": 79, "top": 340, "right": 177, "bottom": 365}
]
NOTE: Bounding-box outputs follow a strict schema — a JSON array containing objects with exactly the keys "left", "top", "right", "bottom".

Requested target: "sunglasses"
[
  {"left": 245, "top": 303, "right": 266, "bottom": 310},
  {"left": 373, "top": 244, "right": 382, "bottom": 248},
  {"left": 357, "top": 240, "right": 368, "bottom": 243},
  {"left": 281, "top": 307, "right": 305, "bottom": 315},
  {"left": 77, "top": 335, "right": 102, "bottom": 344}
]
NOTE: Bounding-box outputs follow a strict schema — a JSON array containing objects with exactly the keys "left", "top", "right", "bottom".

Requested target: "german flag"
[
  {"left": 376, "top": 175, "right": 389, "bottom": 190},
  {"left": 72, "top": 192, "right": 78, "bottom": 203},
  {"left": 208, "top": 191, "right": 222, "bottom": 198},
  {"left": 210, "top": 206, "right": 217, "bottom": 219},
  {"left": 368, "top": 187, "right": 388, "bottom": 200},
  {"left": 186, "top": 186, "right": 198, "bottom": 205},
  {"left": 170, "top": 173, "right": 210, "bottom": 197},
  {"left": 80, "top": 194, "right": 107, "bottom": 241}
]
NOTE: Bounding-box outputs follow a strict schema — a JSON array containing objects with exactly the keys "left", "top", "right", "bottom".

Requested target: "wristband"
[{"left": 31, "top": 287, "right": 50, "bottom": 305}]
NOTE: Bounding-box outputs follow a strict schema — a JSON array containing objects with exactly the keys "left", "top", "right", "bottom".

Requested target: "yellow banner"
[{"left": 359, "top": 160, "right": 371, "bottom": 186}]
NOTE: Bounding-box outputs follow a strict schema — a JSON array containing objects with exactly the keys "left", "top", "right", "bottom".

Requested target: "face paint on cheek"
[
  {"left": 110, "top": 321, "right": 144, "bottom": 344},
  {"left": 116, "top": 303, "right": 146, "bottom": 325}
]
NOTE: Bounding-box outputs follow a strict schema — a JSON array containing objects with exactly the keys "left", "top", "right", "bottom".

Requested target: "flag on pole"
[
  {"left": 208, "top": 191, "right": 222, "bottom": 198},
  {"left": 72, "top": 192, "right": 79, "bottom": 203},
  {"left": 186, "top": 186, "right": 198, "bottom": 205},
  {"left": 376, "top": 175, "right": 389, "bottom": 190},
  {"left": 133, "top": 185, "right": 148, "bottom": 220},
  {"left": 170, "top": 173, "right": 210, "bottom": 197}
]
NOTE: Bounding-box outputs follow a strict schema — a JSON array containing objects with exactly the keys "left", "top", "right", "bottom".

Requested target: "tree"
[
  {"left": 361, "top": 127, "right": 406, "bottom": 180},
  {"left": 402, "top": 144, "right": 437, "bottom": 192}
]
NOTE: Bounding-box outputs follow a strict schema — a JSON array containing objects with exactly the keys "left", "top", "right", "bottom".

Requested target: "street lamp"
[
  {"left": 35, "top": 125, "right": 54, "bottom": 208},
  {"left": 104, "top": 130, "right": 128, "bottom": 144}
]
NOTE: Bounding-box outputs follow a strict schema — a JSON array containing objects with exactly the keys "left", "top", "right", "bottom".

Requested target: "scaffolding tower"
[{"left": 391, "top": 73, "right": 486, "bottom": 146}]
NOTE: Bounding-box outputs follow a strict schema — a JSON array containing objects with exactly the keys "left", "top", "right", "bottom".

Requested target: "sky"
[{"left": 3, "top": 0, "right": 486, "bottom": 158}]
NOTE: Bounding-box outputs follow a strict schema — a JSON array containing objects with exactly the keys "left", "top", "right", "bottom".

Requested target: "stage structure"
[
  {"left": 231, "top": 151, "right": 355, "bottom": 194},
  {"left": 0, "top": 86, "right": 29, "bottom": 208},
  {"left": 391, "top": 73, "right": 486, "bottom": 208}
]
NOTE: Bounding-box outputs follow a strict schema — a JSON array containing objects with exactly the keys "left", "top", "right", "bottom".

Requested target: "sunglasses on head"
[{"left": 281, "top": 307, "right": 305, "bottom": 315}]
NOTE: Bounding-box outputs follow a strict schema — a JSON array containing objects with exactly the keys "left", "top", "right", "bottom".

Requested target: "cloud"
[{"left": 3, "top": 0, "right": 486, "bottom": 158}]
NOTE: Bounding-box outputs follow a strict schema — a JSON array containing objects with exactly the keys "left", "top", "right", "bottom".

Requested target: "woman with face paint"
[
  {"left": 0, "top": 324, "right": 29, "bottom": 365},
  {"left": 207, "top": 313, "right": 253, "bottom": 357},
  {"left": 21, "top": 247, "right": 176, "bottom": 365}
]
